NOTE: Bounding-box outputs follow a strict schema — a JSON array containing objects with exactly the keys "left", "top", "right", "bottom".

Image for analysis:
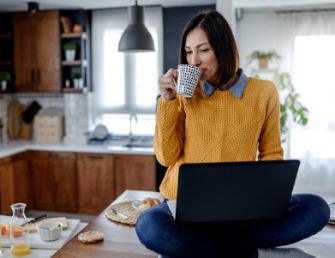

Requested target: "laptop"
[{"left": 167, "top": 159, "right": 300, "bottom": 223}]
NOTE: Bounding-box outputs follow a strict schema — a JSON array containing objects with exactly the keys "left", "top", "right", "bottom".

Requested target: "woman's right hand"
[{"left": 158, "top": 68, "right": 178, "bottom": 100}]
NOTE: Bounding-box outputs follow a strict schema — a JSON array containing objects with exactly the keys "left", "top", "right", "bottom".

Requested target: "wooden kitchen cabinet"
[
  {"left": 30, "top": 151, "right": 78, "bottom": 212},
  {"left": 50, "top": 152, "right": 78, "bottom": 212},
  {"left": 30, "top": 151, "right": 55, "bottom": 210},
  {"left": 77, "top": 153, "right": 115, "bottom": 215},
  {"left": 0, "top": 153, "right": 32, "bottom": 215},
  {"left": 13, "top": 10, "right": 61, "bottom": 92},
  {"left": 114, "top": 154, "right": 156, "bottom": 197},
  {"left": 0, "top": 156, "right": 14, "bottom": 215}
]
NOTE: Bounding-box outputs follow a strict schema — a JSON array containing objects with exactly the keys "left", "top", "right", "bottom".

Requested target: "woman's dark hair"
[{"left": 179, "top": 9, "right": 240, "bottom": 87}]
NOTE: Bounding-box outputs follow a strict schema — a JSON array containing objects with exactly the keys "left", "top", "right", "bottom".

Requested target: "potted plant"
[
  {"left": 246, "top": 50, "right": 281, "bottom": 68},
  {"left": 73, "top": 70, "right": 83, "bottom": 88},
  {"left": 0, "top": 71, "right": 11, "bottom": 90},
  {"left": 63, "top": 41, "right": 77, "bottom": 61},
  {"left": 277, "top": 72, "right": 309, "bottom": 142}
]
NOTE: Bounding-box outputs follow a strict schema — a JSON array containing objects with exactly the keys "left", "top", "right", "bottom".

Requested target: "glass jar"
[{"left": 10, "top": 203, "right": 30, "bottom": 256}]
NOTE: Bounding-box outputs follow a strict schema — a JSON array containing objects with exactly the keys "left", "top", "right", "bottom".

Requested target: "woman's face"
[{"left": 185, "top": 27, "right": 219, "bottom": 84}]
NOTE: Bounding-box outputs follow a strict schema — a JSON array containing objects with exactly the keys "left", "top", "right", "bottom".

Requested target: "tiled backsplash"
[{"left": 0, "top": 93, "right": 92, "bottom": 144}]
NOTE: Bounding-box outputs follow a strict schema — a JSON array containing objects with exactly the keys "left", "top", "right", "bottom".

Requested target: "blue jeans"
[{"left": 135, "top": 194, "right": 330, "bottom": 258}]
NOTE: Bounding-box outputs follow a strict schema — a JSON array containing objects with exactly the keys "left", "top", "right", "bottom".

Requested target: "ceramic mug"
[{"left": 175, "top": 64, "right": 202, "bottom": 97}]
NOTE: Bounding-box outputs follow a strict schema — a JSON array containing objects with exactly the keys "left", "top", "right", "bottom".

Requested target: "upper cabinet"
[
  {"left": 0, "top": 13, "right": 14, "bottom": 93},
  {"left": 60, "top": 10, "right": 91, "bottom": 93},
  {"left": 13, "top": 10, "right": 61, "bottom": 92}
]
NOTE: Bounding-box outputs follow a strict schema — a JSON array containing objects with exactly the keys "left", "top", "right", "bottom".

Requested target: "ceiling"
[
  {"left": 1, "top": 0, "right": 335, "bottom": 13},
  {"left": 0, "top": 0, "right": 217, "bottom": 12}
]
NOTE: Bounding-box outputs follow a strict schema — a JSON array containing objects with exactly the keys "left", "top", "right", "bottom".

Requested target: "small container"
[{"left": 36, "top": 221, "right": 62, "bottom": 241}]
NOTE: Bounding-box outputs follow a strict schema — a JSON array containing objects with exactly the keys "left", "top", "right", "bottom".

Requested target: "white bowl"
[{"left": 36, "top": 221, "right": 62, "bottom": 241}]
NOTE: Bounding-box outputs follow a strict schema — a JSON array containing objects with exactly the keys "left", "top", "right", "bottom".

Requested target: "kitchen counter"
[{"left": 0, "top": 139, "right": 154, "bottom": 159}]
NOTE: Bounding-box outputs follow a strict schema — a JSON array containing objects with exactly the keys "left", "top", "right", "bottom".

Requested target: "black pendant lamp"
[
  {"left": 28, "top": 2, "right": 39, "bottom": 13},
  {"left": 118, "top": 0, "right": 155, "bottom": 52}
]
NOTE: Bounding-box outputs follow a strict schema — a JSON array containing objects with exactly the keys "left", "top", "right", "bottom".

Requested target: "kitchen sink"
[{"left": 123, "top": 138, "right": 153, "bottom": 148}]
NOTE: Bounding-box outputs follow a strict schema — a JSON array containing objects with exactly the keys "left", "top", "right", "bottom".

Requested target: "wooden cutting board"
[
  {"left": 7, "top": 100, "right": 22, "bottom": 139},
  {"left": 27, "top": 217, "right": 68, "bottom": 233},
  {"left": 7, "top": 100, "right": 32, "bottom": 139}
]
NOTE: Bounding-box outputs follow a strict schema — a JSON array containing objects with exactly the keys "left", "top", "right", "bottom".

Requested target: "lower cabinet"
[
  {"left": 114, "top": 154, "right": 156, "bottom": 198},
  {"left": 0, "top": 150, "right": 156, "bottom": 215},
  {"left": 51, "top": 152, "right": 78, "bottom": 213},
  {"left": 77, "top": 153, "right": 115, "bottom": 215},
  {"left": 30, "top": 151, "right": 55, "bottom": 211},
  {"left": 0, "top": 153, "right": 32, "bottom": 215},
  {"left": 30, "top": 151, "right": 78, "bottom": 213}
]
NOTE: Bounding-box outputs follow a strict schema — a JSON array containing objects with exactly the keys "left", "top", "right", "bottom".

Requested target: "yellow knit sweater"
[{"left": 154, "top": 77, "right": 284, "bottom": 200}]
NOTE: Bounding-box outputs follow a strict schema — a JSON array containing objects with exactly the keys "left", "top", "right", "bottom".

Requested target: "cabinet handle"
[
  {"left": 37, "top": 69, "right": 40, "bottom": 83},
  {"left": 86, "top": 155, "right": 103, "bottom": 160},
  {"left": 31, "top": 69, "right": 35, "bottom": 83}
]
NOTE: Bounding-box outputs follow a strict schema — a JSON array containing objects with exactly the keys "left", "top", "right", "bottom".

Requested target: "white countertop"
[{"left": 0, "top": 140, "right": 154, "bottom": 159}]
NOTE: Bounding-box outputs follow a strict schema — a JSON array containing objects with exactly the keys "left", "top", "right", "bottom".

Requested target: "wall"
[
  {"left": 163, "top": 5, "right": 215, "bottom": 72},
  {"left": 235, "top": 8, "right": 278, "bottom": 74},
  {"left": 0, "top": 93, "right": 90, "bottom": 144}
]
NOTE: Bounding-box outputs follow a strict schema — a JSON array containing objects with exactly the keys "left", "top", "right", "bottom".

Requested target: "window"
[
  {"left": 291, "top": 35, "right": 335, "bottom": 159},
  {"left": 91, "top": 7, "right": 163, "bottom": 135}
]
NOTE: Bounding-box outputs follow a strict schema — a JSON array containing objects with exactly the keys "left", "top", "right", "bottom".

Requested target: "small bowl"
[{"left": 36, "top": 221, "right": 62, "bottom": 241}]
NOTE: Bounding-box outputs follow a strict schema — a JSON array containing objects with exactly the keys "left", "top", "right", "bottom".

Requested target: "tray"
[
  {"left": 106, "top": 201, "right": 141, "bottom": 226},
  {"left": 1, "top": 216, "right": 80, "bottom": 249}
]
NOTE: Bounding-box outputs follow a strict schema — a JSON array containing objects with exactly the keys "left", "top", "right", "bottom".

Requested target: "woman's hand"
[{"left": 158, "top": 68, "right": 178, "bottom": 100}]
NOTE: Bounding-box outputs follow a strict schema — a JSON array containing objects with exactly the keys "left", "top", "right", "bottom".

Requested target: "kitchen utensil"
[
  {"left": 175, "top": 64, "right": 202, "bottom": 97},
  {"left": 110, "top": 208, "right": 128, "bottom": 219},
  {"left": 21, "top": 214, "right": 48, "bottom": 226},
  {"left": 22, "top": 100, "right": 42, "bottom": 124}
]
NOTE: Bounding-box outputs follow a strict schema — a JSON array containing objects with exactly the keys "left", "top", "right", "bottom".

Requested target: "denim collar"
[{"left": 202, "top": 68, "right": 248, "bottom": 99}]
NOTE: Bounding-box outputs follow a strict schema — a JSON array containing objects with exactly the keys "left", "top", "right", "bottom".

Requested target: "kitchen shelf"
[
  {"left": 0, "top": 61, "right": 12, "bottom": 66},
  {"left": 60, "top": 9, "right": 91, "bottom": 93},
  {"left": 62, "top": 60, "right": 84, "bottom": 66},
  {"left": 0, "top": 13, "right": 14, "bottom": 93},
  {"left": 62, "top": 87, "right": 85, "bottom": 93},
  {"left": 61, "top": 32, "right": 87, "bottom": 39},
  {"left": 0, "top": 35, "right": 10, "bottom": 39}
]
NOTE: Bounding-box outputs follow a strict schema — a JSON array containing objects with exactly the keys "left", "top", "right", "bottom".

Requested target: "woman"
[{"left": 136, "top": 9, "right": 330, "bottom": 258}]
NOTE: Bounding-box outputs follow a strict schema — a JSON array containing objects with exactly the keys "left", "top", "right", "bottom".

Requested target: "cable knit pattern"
[{"left": 154, "top": 77, "right": 284, "bottom": 200}]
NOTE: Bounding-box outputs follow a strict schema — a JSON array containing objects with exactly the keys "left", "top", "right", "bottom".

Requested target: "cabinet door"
[
  {"left": 13, "top": 11, "right": 61, "bottom": 92},
  {"left": 0, "top": 156, "right": 14, "bottom": 215},
  {"left": 30, "top": 151, "right": 55, "bottom": 210},
  {"left": 12, "top": 152, "right": 32, "bottom": 207},
  {"left": 34, "top": 11, "right": 61, "bottom": 92},
  {"left": 51, "top": 152, "right": 78, "bottom": 213},
  {"left": 0, "top": 153, "right": 32, "bottom": 215},
  {"left": 114, "top": 155, "right": 156, "bottom": 197},
  {"left": 13, "top": 13, "right": 35, "bottom": 91},
  {"left": 77, "top": 153, "right": 115, "bottom": 215}
]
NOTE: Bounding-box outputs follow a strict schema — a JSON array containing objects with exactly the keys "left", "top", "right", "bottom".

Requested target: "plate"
[
  {"left": 132, "top": 199, "right": 144, "bottom": 211},
  {"left": 93, "top": 124, "right": 109, "bottom": 140}
]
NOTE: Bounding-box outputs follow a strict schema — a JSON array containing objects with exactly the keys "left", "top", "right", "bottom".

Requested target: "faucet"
[{"left": 129, "top": 113, "right": 138, "bottom": 142}]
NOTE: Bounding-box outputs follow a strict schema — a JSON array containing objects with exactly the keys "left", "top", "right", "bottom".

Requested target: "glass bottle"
[{"left": 10, "top": 203, "right": 30, "bottom": 256}]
